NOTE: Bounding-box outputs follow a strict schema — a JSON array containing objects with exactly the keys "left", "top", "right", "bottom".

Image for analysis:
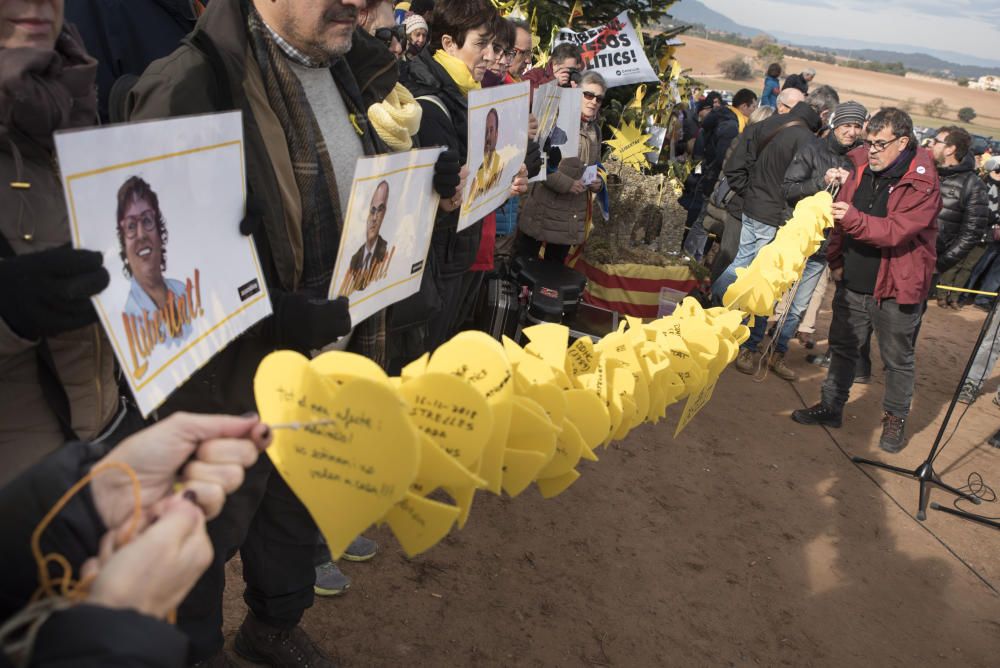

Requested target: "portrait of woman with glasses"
[{"left": 116, "top": 175, "right": 192, "bottom": 344}]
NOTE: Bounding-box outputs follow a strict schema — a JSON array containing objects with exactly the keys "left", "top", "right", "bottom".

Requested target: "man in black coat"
[
  {"left": 928, "top": 126, "right": 990, "bottom": 307},
  {"left": 712, "top": 85, "right": 840, "bottom": 368},
  {"left": 782, "top": 67, "right": 815, "bottom": 94}
]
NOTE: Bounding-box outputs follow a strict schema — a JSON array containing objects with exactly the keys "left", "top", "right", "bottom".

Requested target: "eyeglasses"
[
  {"left": 370, "top": 204, "right": 386, "bottom": 216},
  {"left": 374, "top": 25, "right": 407, "bottom": 49},
  {"left": 582, "top": 90, "right": 605, "bottom": 104},
  {"left": 120, "top": 210, "right": 157, "bottom": 240},
  {"left": 925, "top": 137, "right": 944, "bottom": 146},
  {"left": 491, "top": 43, "right": 516, "bottom": 61},
  {"left": 510, "top": 46, "right": 530, "bottom": 60},
  {"left": 864, "top": 136, "right": 903, "bottom": 153}
]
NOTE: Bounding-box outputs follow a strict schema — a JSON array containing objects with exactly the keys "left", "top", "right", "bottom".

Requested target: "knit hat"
[
  {"left": 404, "top": 13, "right": 428, "bottom": 35},
  {"left": 831, "top": 101, "right": 868, "bottom": 128},
  {"left": 985, "top": 156, "right": 1000, "bottom": 172}
]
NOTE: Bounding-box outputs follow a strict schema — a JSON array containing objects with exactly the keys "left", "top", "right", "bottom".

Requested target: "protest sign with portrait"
[
  {"left": 552, "top": 12, "right": 658, "bottom": 89},
  {"left": 54, "top": 111, "right": 271, "bottom": 416},
  {"left": 457, "top": 81, "right": 530, "bottom": 232},
  {"left": 328, "top": 147, "right": 441, "bottom": 326},
  {"left": 548, "top": 87, "right": 582, "bottom": 160}
]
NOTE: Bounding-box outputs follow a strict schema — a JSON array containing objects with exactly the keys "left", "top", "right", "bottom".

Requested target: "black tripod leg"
[
  {"left": 929, "top": 477, "right": 983, "bottom": 505},
  {"left": 851, "top": 456, "right": 916, "bottom": 477},
  {"left": 930, "top": 502, "right": 1000, "bottom": 530},
  {"left": 917, "top": 479, "right": 931, "bottom": 521}
]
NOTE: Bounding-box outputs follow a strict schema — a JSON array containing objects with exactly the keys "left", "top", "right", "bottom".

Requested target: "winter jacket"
[
  {"left": 828, "top": 146, "right": 942, "bottom": 304},
  {"left": 783, "top": 73, "right": 809, "bottom": 94},
  {"left": 781, "top": 131, "right": 857, "bottom": 205},
  {"left": 126, "top": 0, "right": 387, "bottom": 414},
  {"left": 0, "top": 442, "right": 188, "bottom": 666},
  {"left": 699, "top": 106, "right": 742, "bottom": 196},
  {"left": 761, "top": 75, "right": 780, "bottom": 108},
  {"left": 0, "top": 29, "right": 118, "bottom": 483},
  {"left": 934, "top": 152, "right": 989, "bottom": 272},
  {"left": 518, "top": 119, "right": 602, "bottom": 246},
  {"left": 66, "top": 0, "right": 201, "bottom": 122},
  {"left": 724, "top": 101, "right": 822, "bottom": 227}
]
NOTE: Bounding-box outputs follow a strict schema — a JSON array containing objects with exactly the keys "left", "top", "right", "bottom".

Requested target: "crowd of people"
[
  {"left": 0, "top": 0, "right": 612, "bottom": 665},
  {"left": 3, "top": 1, "right": 1000, "bottom": 666},
  {"left": 678, "top": 60, "right": 1000, "bottom": 454}
]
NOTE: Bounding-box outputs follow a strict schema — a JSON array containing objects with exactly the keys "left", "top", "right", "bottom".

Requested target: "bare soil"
[
  {"left": 680, "top": 35, "right": 1000, "bottom": 137},
  {"left": 220, "top": 297, "right": 1000, "bottom": 665}
]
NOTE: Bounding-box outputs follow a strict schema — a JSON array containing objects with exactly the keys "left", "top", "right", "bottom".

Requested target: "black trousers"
[
  {"left": 178, "top": 456, "right": 318, "bottom": 662},
  {"left": 516, "top": 233, "right": 570, "bottom": 264}
]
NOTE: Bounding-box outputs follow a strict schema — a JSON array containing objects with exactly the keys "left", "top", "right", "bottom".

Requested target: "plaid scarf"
[{"left": 246, "top": 8, "right": 386, "bottom": 366}]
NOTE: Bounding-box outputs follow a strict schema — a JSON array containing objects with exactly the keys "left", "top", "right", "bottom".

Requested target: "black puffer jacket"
[
  {"left": 699, "top": 106, "right": 741, "bottom": 196},
  {"left": 724, "top": 101, "right": 822, "bottom": 227},
  {"left": 935, "top": 152, "right": 989, "bottom": 272}
]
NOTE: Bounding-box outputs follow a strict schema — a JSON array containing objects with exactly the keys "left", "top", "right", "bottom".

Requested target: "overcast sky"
[{"left": 698, "top": 0, "right": 1000, "bottom": 64}]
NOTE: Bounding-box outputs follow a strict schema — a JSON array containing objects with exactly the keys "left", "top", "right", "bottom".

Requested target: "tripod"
[{"left": 851, "top": 289, "right": 999, "bottom": 521}]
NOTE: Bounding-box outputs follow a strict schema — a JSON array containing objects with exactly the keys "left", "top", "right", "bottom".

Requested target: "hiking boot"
[
  {"left": 234, "top": 614, "right": 336, "bottom": 668},
  {"left": 853, "top": 375, "right": 872, "bottom": 385},
  {"left": 735, "top": 348, "right": 757, "bottom": 374},
  {"left": 342, "top": 535, "right": 378, "bottom": 563},
  {"left": 806, "top": 351, "right": 831, "bottom": 368},
  {"left": 796, "top": 330, "right": 815, "bottom": 349},
  {"left": 988, "top": 429, "right": 1000, "bottom": 449},
  {"left": 936, "top": 295, "right": 949, "bottom": 309},
  {"left": 791, "top": 402, "right": 842, "bottom": 428},
  {"left": 957, "top": 381, "right": 980, "bottom": 405},
  {"left": 879, "top": 412, "right": 908, "bottom": 453},
  {"left": 770, "top": 352, "right": 797, "bottom": 381},
  {"left": 314, "top": 561, "right": 350, "bottom": 597}
]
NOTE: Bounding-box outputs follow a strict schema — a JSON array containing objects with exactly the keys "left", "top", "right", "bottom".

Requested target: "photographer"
[{"left": 524, "top": 42, "right": 582, "bottom": 91}]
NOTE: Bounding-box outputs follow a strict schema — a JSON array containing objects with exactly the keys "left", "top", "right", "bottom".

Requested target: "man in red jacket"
[{"left": 792, "top": 108, "right": 941, "bottom": 453}]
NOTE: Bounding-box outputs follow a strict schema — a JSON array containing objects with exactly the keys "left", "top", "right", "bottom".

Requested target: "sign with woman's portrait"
[
  {"left": 54, "top": 112, "right": 272, "bottom": 416},
  {"left": 328, "top": 147, "right": 441, "bottom": 327}
]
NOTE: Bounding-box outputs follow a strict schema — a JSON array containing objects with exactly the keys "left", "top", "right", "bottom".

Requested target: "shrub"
[
  {"left": 958, "top": 106, "right": 977, "bottom": 123},
  {"left": 923, "top": 97, "right": 949, "bottom": 118},
  {"left": 719, "top": 56, "right": 753, "bottom": 81}
]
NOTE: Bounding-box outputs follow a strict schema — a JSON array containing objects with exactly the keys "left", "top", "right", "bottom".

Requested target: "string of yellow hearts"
[{"left": 253, "top": 192, "right": 835, "bottom": 561}]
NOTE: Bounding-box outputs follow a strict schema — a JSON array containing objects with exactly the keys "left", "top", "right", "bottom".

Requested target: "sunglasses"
[
  {"left": 374, "top": 25, "right": 407, "bottom": 48},
  {"left": 582, "top": 90, "right": 605, "bottom": 104}
]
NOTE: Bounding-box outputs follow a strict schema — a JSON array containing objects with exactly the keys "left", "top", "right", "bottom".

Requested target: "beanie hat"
[
  {"left": 404, "top": 13, "right": 428, "bottom": 35},
  {"left": 985, "top": 155, "right": 1000, "bottom": 172},
  {"left": 832, "top": 101, "right": 868, "bottom": 128}
]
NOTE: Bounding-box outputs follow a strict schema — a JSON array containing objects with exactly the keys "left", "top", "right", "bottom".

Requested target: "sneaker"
[
  {"left": 958, "top": 381, "right": 980, "bottom": 405},
  {"left": 314, "top": 561, "right": 351, "bottom": 597},
  {"left": 936, "top": 295, "right": 950, "bottom": 309},
  {"left": 234, "top": 614, "right": 336, "bottom": 667},
  {"left": 342, "top": 535, "right": 378, "bottom": 562},
  {"left": 770, "top": 352, "right": 797, "bottom": 381},
  {"left": 791, "top": 402, "right": 842, "bottom": 428},
  {"left": 735, "top": 348, "right": 757, "bottom": 375},
  {"left": 988, "top": 429, "right": 1000, "bottom": 449},
  {"left": 806, "top": 351, "right": 831, "bottom": 368},
  {"left": 853, "top": 375, "right": 872, "bottom": 385},
  {"left": 796, "top": 331, "right": 815, "bottom": 349},
  {"left": 879, "top": 412, "right": 908, "bottom": 453}
]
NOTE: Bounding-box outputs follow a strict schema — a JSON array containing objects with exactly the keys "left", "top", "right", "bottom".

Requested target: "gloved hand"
[
  {"left": 524, "top": 139, "right": 542, "bottom": 179},
  {"left": 273, "top": 292, "right": 352, "bottom": 351},
  {"left": 547, "top": 146, "right": 562, "bottom": 171},
  {"left": 433, "top": 149, "right": 461, "bottom": 199},
  {"left": 0, "top": 246, "right": 109, "bottom": 340},
  {"left": 240, "top": 195, "right": 263, "bottom": 236}
]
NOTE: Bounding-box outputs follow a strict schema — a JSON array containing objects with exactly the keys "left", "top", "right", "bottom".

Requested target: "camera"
[{"left": 561, "top": 68, "right": 582, "bottom": 88}]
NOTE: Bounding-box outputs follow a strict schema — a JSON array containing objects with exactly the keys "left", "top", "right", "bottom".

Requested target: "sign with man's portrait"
[
  {"left": 328, "top": 147, "right": 441, "bottom": 327},
  {"left": 54, "top": 112, "right": 272, "bottom": 416},
  {"left": 457, "top": 81, "right": 530, "bottom": 232}
]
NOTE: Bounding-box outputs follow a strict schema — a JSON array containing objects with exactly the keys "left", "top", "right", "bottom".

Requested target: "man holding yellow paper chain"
[{"left": 793, "top": 108, "right": 941, "bottom": 454}]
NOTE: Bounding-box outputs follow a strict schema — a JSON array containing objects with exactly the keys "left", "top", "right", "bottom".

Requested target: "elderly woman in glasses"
[
  {"left": 517, "top": 70, "right": 606, "bottom": 263},
  {"left": 117, "top": 176, "right": 192, "bottom": 345}
]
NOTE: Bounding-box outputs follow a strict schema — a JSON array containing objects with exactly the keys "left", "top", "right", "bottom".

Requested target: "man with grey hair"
[
  {"left": 508, "top": 17, "right": 533, "bottom": 80},
  {"left": 714, "top": 85, "right": 840, "bottom": 369},
  {"left": 783, "top": 67, "right": 816, "bottom": 94},
  {"left": 776, "top": 86, "right": 805, "bottom": 114}
]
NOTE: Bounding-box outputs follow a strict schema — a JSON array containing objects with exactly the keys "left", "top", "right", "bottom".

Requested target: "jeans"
[
  {"left": 682, "top": 206, "right": 710, "bottom": 261},
  {"left": 772, "top": 257, "right": 828, "bottom": 354},
  {"left": 971, "top": 244, "right": 1000, "bottom": 308},
  {"left": 712, "top": 213, "right": 778, "bottom": 303},
  {"left": 821, "top": 284, "right": 921, "bottom": 416},
  {"left": 967, "top": 302, "right": 1000, "bottom": 390}
]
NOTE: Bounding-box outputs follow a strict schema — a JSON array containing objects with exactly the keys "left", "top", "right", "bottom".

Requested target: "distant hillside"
[{"left": 667, "top": 0, "right": 1000, "bottom": 80}]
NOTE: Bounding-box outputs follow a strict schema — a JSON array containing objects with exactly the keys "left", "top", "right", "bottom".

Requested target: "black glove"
[
  {"left": 433, "top": 149, "right": 461, "bottom": 199},
  {"left": 273, "top": 292, "right": 352, "bottom": 351},
  {"left": 0, "top": 246, "right": 109, "bottom": 340},
  {"left": 547, "top": 146, "right": 562, "bottom": 171},
  {"left": 240, "top": 195, "right": 263, "bottom": 236},
  {"left": 524, "top": 140, "right": 542, "bottom": 179}
]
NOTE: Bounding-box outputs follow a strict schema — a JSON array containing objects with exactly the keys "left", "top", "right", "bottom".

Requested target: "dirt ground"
[
  {"left": 220, "top": 296, "right": 1000, "bottom": 666},
  {"left": 679, "top": 35, "right": 1000, "bottom": 136}
]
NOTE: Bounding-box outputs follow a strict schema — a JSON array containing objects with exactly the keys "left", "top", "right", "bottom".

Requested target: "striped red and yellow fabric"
[{"left": 573, "top": 259, "right": 699, "bottom": 318}]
